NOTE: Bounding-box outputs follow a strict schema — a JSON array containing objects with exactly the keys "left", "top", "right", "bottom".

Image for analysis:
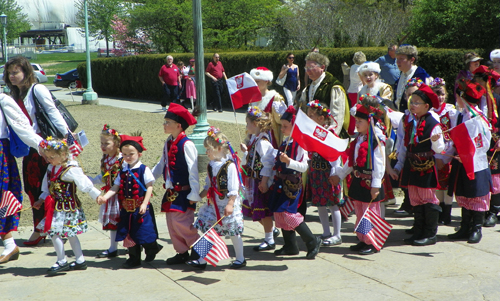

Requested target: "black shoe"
[
  {"left": 47, "top": 261, "right": 70, "bottom": 275},
  {"left": 213, "top": 108, "right": 217, "bottom": 112},
  {"left": 413, "top": 236, "right": 437, "bottom": 246},
  {"left": 166, "top": 251, "right": 189, "bottom": 265},
  {"left": 306, "top": 237, "right": 322, "bottom": 260},
  {"left": 273, "top": 228, "right": 280, "bottom": 239},
  {"left": 349, "top": 242, "right": 367, "bottom": 251},
  {"left": 483, "top": 212, "right": 498, "bottom": 227},
  {"left": 96, "top": 250, "right": 118, "bottom": 258},
  {"left": 274, "top": 246, "right": 300, "bottom": 256},
  {"left": 122, "top": 258, "right": 141, "bottom": 269},
  {"left": 218, "top": 110, "right": 223, "bottom": 113},
  {"left": 145, "top": 244, "right": 163, "bottom": 262},
  {"left": 229, "top": 259, "right": 247, "bottom": 269},
  {"left": 69, "top": 261, "right": 88, "bottom": 271},
  {"left": 253, "top": 241, "right": 276, "bottom": 251},
  {"left": 449, "top": 208, "right": 472, "bottom": 240},
  {"left": 359, "top": 246, "right": 379, "bottom": 255},
  {"left": 186, "top": 260, "right": 207, "bottom": 270}
]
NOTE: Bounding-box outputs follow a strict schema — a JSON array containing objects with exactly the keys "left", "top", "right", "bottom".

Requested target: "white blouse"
[
  {"left": 261, "top": 137, "right": 309, "bottom": 177},
  {"left": 0, "top": 93, "right": 42, "bottom": 149}
]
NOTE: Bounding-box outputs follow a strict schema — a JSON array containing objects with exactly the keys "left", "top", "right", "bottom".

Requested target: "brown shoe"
[{"left": 0, "top": 246, "right": 20, "bottom": 264}]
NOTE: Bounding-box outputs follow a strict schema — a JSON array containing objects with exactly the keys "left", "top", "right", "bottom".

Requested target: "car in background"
[
  {"left": 0, "top": 63, "right": 48, "bottom": 84},
  {"left": 53, "top": 68, "right": 79, "bottom": 89}
]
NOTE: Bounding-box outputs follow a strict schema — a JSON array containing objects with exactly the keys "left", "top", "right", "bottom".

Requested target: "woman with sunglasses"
[{"left": 278, "top": 53, "right": 300, "bottom": 106}]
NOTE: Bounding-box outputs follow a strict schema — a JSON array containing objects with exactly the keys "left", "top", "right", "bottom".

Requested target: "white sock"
[
  {"left": 318, "top": 206, "right": 331, "bottom": 237},
  {"left": 1, "top": 237, "right": 16, "bottom": 255},
  {"left": 330, "top": 206, "right": 341, "bottom": 239},
  {"left": 264, "top": 232, "right": 274, "bottom": 245},
  {"left": 108, "top": 230, "right": 118, "bottom": 253},
  {"left": 51, "top": 235, "right": 66, "bottom": 263},
  {"left": 68, "top": 236, "right": 85, "bottom": 264},
  {"left": 380, "top": 203, "right": 386, "bottom": 219},
  {"left": 231, "top": 235, "right": 245, "bottom": 262}
]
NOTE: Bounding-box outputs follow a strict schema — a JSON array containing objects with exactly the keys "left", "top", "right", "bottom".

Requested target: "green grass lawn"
[{"left": 31, "top": 52, "right": 99, "bottom": 84}]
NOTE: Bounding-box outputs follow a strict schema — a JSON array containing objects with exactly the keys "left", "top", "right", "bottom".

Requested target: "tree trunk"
[{"left": 106, "top": 36, "right": 110, "bottom": 57}]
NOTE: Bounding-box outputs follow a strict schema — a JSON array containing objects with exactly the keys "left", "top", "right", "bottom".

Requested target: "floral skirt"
[
  {"left": 37, "top": 209, "right": 88, "bottom": 238},
  {"left": 306, "top": 169, "right": 342, "bottom": 207},
  {"left": 0, "top": 139, "right": 22, "bottom": 235},
  {"left": 242, "top": 177, "right": 272, "bottom": 221},
  {"left": 195, "top": 197, "right": 244, "bottom": 236}
]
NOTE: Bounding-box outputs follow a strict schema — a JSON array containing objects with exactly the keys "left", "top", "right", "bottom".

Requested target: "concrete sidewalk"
[{"left": 2, "top": 200, "right": 500, "bottom": 300}]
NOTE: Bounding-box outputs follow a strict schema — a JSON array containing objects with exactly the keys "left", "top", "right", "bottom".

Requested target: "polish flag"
[
  {"left": 227, "top": 72, "right": 262, "bottom": 109},
  {"left": 449, "top": 116, "right": 491, "bottom": 180},
  {"left": 291, "top": 110, "right": 349, "bottom": 161}
]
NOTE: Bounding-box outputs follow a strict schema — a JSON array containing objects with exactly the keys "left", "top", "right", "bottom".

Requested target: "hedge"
[{"left": 78, "top": 47, "right": 484, "bottom": 107}]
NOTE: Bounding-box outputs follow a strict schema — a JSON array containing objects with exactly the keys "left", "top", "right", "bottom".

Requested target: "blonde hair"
[
  {"left": 204, "top": 132, "right": 230, "bottom": 156},
  {"left": 43, "top": 139, "right": 70, "bottom": 165},
  {"left": 352, "top": 51, "right": 367, "bottom": 65},
  {"left": 247, "top": 111, "right": 272, "bottom": 132}
]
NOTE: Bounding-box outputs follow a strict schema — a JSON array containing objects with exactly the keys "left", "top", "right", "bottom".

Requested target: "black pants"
[
  {"left": 162, "top": 84, "right": 179, "bottom": 107},
  {"left": 211, "top": 79, "right": 224, "bottom": 110}
]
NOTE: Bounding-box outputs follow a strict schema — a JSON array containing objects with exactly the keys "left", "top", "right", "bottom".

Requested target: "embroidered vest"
[
  {"left": 49, "top": 166, "right": 80, "bottom": 212},
  {"left": 208, "top": 160, "right": 233, "bottom": 196}
]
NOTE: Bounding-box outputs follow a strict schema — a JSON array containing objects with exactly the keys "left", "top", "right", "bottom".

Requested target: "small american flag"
[
  {"left": 0, "top": 191, "right": 22, "bottom": 218},
  {"left": 355, "top": 207, "right": 392, "bottom": 251},
  {"left": 339, "top": 197, "right": 355, "bottom": 220},
  {"left": 193, "top": 228, "right": 229, "bottom": 266},
  {"left": 67, "top": 134, "right": 82, "bottom": 158}
]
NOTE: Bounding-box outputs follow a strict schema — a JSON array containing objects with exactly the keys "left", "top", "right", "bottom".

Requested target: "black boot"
[
  {"left": 413, "top": 203, "right": 440, "bottom": 246},
  {"left": 404, "top": 205, "right": 424, "bottom": 244},
  {"left": 166, "top": 251, "right": 189, "bottom": 265},
  {"left": 448, "top": 208, "right": 471, "bottom": 240},
  {"left": 143, "top": 241, "right": 163, "bottom": 262},
  {"left": 468, "top": 210, "right": 484, "bottom": 244},
  {"left": 484, "top": 193, "right": 500, "bottom": 227},
  {"left": 274, "top": 230, "right": 299, "bottom": 256},
  {"left": 122, "top": 245, "right": 141, "bottom": 269},
  {"left": 441, "top": 204, "right": 452, "bottom": 225},
  {"left": 295, "top": 222, "right": 321, "bottom": 259}
]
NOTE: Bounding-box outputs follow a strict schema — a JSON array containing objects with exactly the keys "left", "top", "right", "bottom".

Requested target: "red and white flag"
[
  {"left": 355, "top": 207, "right": 392, "bottom": 251},
  {"left": 227, "top": 72, "right": 262, "bottom": 109},
  {"left": 0, "top": 191, "right": 22, "bottom": 218},
  {"left": 449, "top": 116, "right": 491, "bottom": 180},
  {"left": 193, "top": 228, "right": 230, "bottom": 267},
  {"left": 291, "top": 109, "right": 349, "bottom": 161},
  {"left": 339, "top": 197, "right": 355, "bottom": 220}
]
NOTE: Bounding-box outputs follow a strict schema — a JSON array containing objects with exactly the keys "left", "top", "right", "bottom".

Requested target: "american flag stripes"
[
  {"left": 67, "top": 134, "right": 82, "bottom": 158},
  {"left": 193, "top": 228, "right": 230, "bottom": 266},
  {"left": 339, "top": 197, "right": 355, "bottom": 220},
  {"left": 355, "top": 207, "right": 392, "bottom": 251},
  {"left": 0, "top": 191, "right": 22, "bottom": 218}
]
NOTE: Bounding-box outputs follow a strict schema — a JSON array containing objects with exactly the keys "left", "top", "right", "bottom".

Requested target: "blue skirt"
[{"left": 0, "top": 138, "right": 23, "bottom": 235}]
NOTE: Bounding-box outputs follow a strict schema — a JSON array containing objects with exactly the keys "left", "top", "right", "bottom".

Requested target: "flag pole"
[
  {"left": 230, "top": 97, "right": 244, "bottom": 144},
  {"left": 190, "top": 215, "right": 226, "bottom": 249},
  {"left": 283, "top": 114, "right": 299, "bottom": 153},
  {"left": 490, "top": 149, "right": 498, "bottom": 164},
  {"left": 417, "top": 128, "right": 452, "bottom": 143},
  {"left": 352, "top": 178, "right": 385, "bottom": 233}
]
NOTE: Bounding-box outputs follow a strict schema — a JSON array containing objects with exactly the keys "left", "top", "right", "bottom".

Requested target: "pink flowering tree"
[{"left": 111, "top": 17, "right": 152, "bottom": 56}]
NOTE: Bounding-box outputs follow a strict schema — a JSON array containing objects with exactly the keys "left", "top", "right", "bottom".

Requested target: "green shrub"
[{"left": 78, "top": 47, "right": 482, "bottom": 106}]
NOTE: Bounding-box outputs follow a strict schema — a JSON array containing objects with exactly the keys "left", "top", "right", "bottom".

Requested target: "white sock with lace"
[
  {"left": 317, "top": 206, "right": 331, "bottom": 237},
  {"left": 231, "top": 235, "right": 245, "bottom": 262},
  {"left": 108, "top": 230, "right": 118, "bottom": 253},
  {"left": 330, "top": 206, "right": 341, "bottom": 239},
  {"left": 68, "top": 236, "right": 85, "bottom": 264},
  {"left": 1, "top": 238, "right": 16, "bottom": 255},
  {"left": 51, "top": 235, "right": 67, "bottom": 265}
]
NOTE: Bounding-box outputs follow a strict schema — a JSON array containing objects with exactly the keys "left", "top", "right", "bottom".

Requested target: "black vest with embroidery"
[
  {"left": 208, "top": 160, "right": 233, "bottom": 195},
  {"left": 48, "top": 166, "right": 80, "bottom": 212}
]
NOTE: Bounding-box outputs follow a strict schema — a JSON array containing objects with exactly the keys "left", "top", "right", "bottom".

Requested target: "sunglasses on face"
[{"left": 287, "top": 57, "right": 295, "bottom": 59}]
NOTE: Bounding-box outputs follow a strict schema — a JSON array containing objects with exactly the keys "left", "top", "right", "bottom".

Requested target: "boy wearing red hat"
[
  {"left": 448, "top": 81, "right": 492, "bottom": 243},
  {"left": 152, "top": 103, "right": 201, "bottom": 265},
  {"left": 389, "top": 84, "right": 445, "bottom": 246},
  {"left": 98, "top": 135, "right": 163, "bottom": 268}
]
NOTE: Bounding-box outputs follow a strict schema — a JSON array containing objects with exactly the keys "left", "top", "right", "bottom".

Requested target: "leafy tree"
[
  {"left": 75, "top": 0, "right": 128, "bottom": 57},
  {"left": 408, "top": 0, "right": 500, "bottom": 50},
  {"left": 0, "top": 0, "right": 30, "bottom": 61},
  {"left": 111, "top": 17, "right": 152, "bottom": 55}
]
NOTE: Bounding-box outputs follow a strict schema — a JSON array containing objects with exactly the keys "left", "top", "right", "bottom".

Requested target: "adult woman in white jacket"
[{"left": 4, "top": 56, "right": 69, "bottom": 246}]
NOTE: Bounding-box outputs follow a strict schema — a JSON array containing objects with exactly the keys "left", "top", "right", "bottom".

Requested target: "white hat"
[
  {"left": 250, "top": 67, "right": 273, "bottom": 82},
  {"left": 357, "top": 61, "right": 381, "bottom": 74},
  {"left": 491, "top": 49, "right": 500, "bottom": 60}
]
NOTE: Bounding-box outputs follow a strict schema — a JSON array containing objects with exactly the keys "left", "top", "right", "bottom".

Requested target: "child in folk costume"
[
  {"left": 151, "top": 103, "right": 201, "bottom": 265},
  {"left": 430, "top": 78, "right": 460, "bottom": 225},
  {"left": 241, "top": 106, "right": 279, "bottom": 251},
  {"left": 471, "top": 66, "right": 500, "bottom": 227},
  {"left": 389, "top": 84, "right": 445, "bottom": 246},
  {"left": 305, "top": 100, "right": 343, "bottom": 246},
  {"left": 89, "top": 124, "right": 123, "bottom": 258},
  {"left": 188, "top": 127, "right": 246, "bottom": 269},
  {"left": 357, "top": 62, "right": 393, "bottom": 104},
  {"left": 448, "top": 81, "right": 492, "bottom": 244},
  {"left": 262, "top": 106, "right": 321, "bottom": 259},
  {"left": 333, "top": 96, "right": 387, "bottom": 255},
  {"left": 98, "top": 135, "right": 162, "bottom": 268},
  {"left": 34, "top": 138, "right": 101, "bottom": 275}
]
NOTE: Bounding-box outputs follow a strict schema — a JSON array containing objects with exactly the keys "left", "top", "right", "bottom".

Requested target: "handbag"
[
  {"left": 0, "top": 108, "right": 30, "bottom": 157},
  {"left": 276, "top": 73, "right": 287, "bottom": 86},
  {"left": 31, "top": 84, "right": 78, "bottom": 138}
]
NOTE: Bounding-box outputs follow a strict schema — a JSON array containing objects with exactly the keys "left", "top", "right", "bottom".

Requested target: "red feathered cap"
[
  {"left": 464, "top": 82, "right": 486, "bottom": 101},
  {"left": 165, "top": 103, "right": 197, "bottom": 127},
  {"left": 120, "top": 135, "right": 147, "bottom": 151},
  {"left": 473, "top": 65, "right": 500, "bottom": 82},
  {"left": 416, "top": 84, "right": 440, "bottom": 109},
  {"left": 280, "top": 105, "right": 296, "bottom": 124}
]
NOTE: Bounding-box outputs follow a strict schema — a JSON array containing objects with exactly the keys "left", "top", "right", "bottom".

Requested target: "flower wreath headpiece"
[
  {"left": 247, "top": 106, "right": 263, "bottom": 118},
  {"left": 207, "top": 126, "right": 226, "bottom": 144},
  {"left": 358, "top": 93, "right": 372, "bottom": 102},
  {"left": 40, "top": 136, "right": 67, "bottom": 150},
  {"left": 307, "top": 99, "right": 332, "bottom": 117},
  {"left": 102, "top": 124, "right": 119, "bottom": 136},
  {"left": 429, "top": 77, "right": 446, "bottom": 88},
  {"left": 405, "top": 78, "right": 424, "bottom": 89}
]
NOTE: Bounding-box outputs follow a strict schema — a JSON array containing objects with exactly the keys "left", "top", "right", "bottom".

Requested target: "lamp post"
[
  {"left": 188, "top": 0, "right": 210, "bottom": 154},
  {"left": 82, "top": 0, "right": 98, "bottom": 104},
  {"left": 0, "top": 13, "right": 7, "bottom": 64}
]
